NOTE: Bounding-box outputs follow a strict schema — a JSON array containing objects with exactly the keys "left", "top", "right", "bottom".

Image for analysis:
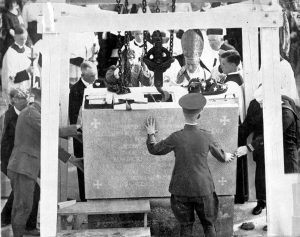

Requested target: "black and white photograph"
[{"left": 0, "top": 0, "right": 300, "bottom": 236}]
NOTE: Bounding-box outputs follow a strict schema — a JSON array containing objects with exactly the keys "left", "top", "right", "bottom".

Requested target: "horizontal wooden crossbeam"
[
  {"left": 51, "top": 10, "right": 282, "bottom": 33},
  {"left": 66, "top": 0, "right": 246, "bottom": 4}
]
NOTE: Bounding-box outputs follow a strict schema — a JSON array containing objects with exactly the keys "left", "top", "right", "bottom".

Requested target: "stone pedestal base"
[{"left": 88, "top": 196, "right": 234, "bottom": 237}]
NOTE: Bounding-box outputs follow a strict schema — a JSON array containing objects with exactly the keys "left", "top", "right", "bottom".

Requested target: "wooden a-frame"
[{"left": 38, "top": 1, "right": 300, "bottom": 236}]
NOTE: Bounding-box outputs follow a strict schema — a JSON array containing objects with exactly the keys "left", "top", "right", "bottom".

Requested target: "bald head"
[{"left": 80, "top": 61, "right": 97, "bottom": 84}]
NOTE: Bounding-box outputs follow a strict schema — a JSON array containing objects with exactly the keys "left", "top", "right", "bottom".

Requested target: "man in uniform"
[{"left": 145, "top": 93, "right": 234, "bottom": 237}]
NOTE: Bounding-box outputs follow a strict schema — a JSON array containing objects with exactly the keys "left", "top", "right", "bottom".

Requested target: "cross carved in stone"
[
  {"left": 91, "top": 118, "right": 101, "bottom": 129},
  {"left": 93, "top": 180, "right": 102, "bottom": 189},
  {"left": 220, "top": 116, "right": 230, "bottom": 126},
  {"left": 218, "top": 177, "right": 227, "bottom": 186}
]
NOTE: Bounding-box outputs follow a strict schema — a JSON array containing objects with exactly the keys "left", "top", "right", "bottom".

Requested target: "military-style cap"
[{"left": 179, "top": 93, "right": 207, "bottom": 111}]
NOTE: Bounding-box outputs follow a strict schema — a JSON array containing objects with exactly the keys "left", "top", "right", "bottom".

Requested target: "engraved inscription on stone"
[{"left": 83, "top": 104, "right": 239, "bottom": 199}]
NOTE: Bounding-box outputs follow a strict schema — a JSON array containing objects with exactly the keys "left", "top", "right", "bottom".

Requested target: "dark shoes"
[
  {"left": 252, "top": 201, "right": 266, "bottom": 215},
  {"left": 24, "top": 228, "right": 40, "bottom": 236},
  {"left": 240, "top": 222, "right": 255, "bottom": 230},
  {"left": 263, "top": 225, "right": 268, "bottom": 231}
]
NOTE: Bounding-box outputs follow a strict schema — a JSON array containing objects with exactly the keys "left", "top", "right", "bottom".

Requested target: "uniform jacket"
[
  {"left": 147, "top": 124, "right": 227, "bottom": 197},
  {"left": 7, "top": 102, "right": 78, "bottom": 180},
  {"left": 1, "top": 106, "right": 18, "bottom": 175}
]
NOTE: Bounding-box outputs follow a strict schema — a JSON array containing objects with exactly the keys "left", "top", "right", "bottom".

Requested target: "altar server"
[
  {"left": 145, "top": 93, "right": 234, "bottom": 237},
  {"left": 1, "top": 26, "right": 40, "bottom": 105},
  {"left": 219, "top": 50, "right": 245, "bottom": 122}
]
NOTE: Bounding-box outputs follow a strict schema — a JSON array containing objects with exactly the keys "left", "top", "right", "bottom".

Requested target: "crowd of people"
[{"left": 0, "top": 1, "right": 300, "bottom": 237}]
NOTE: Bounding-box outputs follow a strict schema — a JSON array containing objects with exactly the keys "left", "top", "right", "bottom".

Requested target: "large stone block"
[{"left": 82, "top": 88, "right": 238, "bottom": 199}]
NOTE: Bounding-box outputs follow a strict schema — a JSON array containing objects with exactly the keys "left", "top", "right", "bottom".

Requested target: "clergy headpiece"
[{"left": 181, "top": 29, "right": 204, "bottom": 63}]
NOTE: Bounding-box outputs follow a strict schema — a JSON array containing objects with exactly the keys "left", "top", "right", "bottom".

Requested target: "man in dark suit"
[
  {"left": 69, "top": 61, "right": 97, "bottom": 201},
  {"left": 1, "top": 88, "right": 39, "bottom": 236},
  {"left": 145, "top": 93, "right": 234, "bottom": 237},
  {"left": 7, "top": 88, "right": 82, "bottom": 237},
  {"left": 236, "top": 86, "right": 300, "bottom": 218}
]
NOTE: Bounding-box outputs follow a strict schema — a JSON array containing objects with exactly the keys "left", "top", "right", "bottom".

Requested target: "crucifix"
[
  {"left": 28, "top": 46, "right": 38, "bottom": 88},
  {"left": 141, "top": 0, "right": 176, "bottom": 102}
]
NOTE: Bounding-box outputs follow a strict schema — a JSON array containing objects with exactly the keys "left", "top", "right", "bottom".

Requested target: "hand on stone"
[
  {"left": 224, "top": 153, "right": 235, "bottom": 163},
  {"left": 69, "top": 155, "right": 84, "bottom": 172},
  {"left": 235, "top": 146, "right": 248, "bottom": 157},
  {"left": 145, "top": 116, "right": 157, "bottom": 135}
]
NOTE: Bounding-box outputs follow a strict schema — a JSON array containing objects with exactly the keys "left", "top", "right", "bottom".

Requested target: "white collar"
[
  {"left": 133, "top": 40, "right": 143, "bottom": 47},
  {"left": 14, "top": 106, "right": 21, "bottom": 115},
  {"left": 15, "top": 42, "right": 25, "bottom": 49},
  {"left": 81, "top": 78, "right": 91, "bottom": 88},
  {"left": 185, "top": 122, "right": 198, "bottom": 125},
  {"left": 227, "top": 71, "right": 240, "bottom": 76}
]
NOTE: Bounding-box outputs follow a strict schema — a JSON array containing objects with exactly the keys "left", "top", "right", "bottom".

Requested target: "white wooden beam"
[
  {"left": 242, "top": 27, "right": 260, "bottom": 201},
  {"left": 41, "top": 33, "right": 61, "bottom": 237},
  {"left": 51, "top": 11, "right": 282, "bottom": 33},
  {"left": 260, "top": 27, "right": 285, "bottom": 235},
  {"left": 242, "top": 27, "right": 260, "bottom": 108},
  {"left": 67, "top": 0, "right": 246, "bottom": 3},
  {"left": 58, "top": 33, "right": 70, "bottom": 202}
]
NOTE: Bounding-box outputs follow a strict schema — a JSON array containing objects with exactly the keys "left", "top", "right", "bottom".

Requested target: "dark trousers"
[
  {"left": 171, "top": 193, "right": 219, "bottom": 237},
  {"left": 7, "top": 170, "right": 39, "bottom": 237},
  {"left": 255, "top": 157, "right": 266, "bottom": 202},
  {"left": 77, "top": 167, "right": 86, "bottom": 201},
  {"left": 1, "top": 167, "right": 39, "bottom": 229}
]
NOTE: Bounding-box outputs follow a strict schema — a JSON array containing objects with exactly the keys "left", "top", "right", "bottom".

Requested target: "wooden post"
[
  {"left": 41, "top": 32, "right": 61, "bottom": 236},
  {"left": 260, "top": 27, "right": 284, "bottom": 235},
  {"left": 242, "top": 27, "right": 260, "bottom": 108},
  {"left": 242, "top": 27, "right": 260, "bottom": 201},
  {"left": 58, "top": 33, "right": 70, "bottom": 202}
]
